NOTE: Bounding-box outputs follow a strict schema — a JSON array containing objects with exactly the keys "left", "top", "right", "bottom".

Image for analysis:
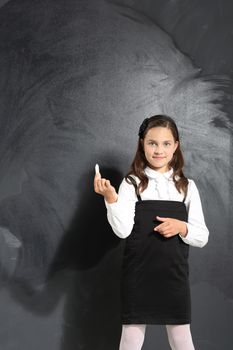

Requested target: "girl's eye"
[{"left": 147, "top": 141, "right": 171, "bottom": 146}]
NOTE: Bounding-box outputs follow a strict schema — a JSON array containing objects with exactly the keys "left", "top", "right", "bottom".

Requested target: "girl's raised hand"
[
  {"left": 94, "top": 164, "right": 118, "bottom": 204},
  {"left": 154, "top": 216, "right": 188, "bottom": 238}
]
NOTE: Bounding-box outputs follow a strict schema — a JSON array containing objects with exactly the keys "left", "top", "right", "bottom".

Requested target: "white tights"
[{"left": 119, "top": 324, "right": 195, "bottom": 350}]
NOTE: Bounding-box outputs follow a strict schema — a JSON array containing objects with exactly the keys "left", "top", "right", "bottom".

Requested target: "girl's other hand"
[
  {"left": 154, "top": 216, "right": 188, "bottom": 238},
  {"left": 94, "top": 164, "right": 118, "bottom": 204}
]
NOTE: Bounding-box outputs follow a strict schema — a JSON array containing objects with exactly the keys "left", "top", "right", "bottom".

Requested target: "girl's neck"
[{"left": 146, "top": 165, "right": 172, "bottom": 174}]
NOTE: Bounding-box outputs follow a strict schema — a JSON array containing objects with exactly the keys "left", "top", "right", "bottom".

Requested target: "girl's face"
[{"left": 142, "top": 126, "right": 178, "bottom": 173}]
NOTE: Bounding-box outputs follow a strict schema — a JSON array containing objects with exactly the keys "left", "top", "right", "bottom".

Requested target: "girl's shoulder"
[
  {"left": 119, "top": 175, "right": 140, "bottom": 194},
  {"left": 124, "top": 174, "right": 140, "bottom": 185},
  {"left": 186, "top": 177, "right": 198, "bottom": 188},
  {"left": 118, "top": 175, "right": 139, "bottom": 200},
  {"left": 168, "top": 173, "right": 196, "bottom": 189},
  {"left": 185, "top": 177, "right": 201, "bottom": 201}
]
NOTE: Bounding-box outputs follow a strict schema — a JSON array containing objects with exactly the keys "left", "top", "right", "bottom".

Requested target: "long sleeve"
[
  {"left": 180, "top": 179, "right": 209, "bottom": 248},
  {"left": 104, "top": 178, "right": 137, "bottom": 239}
]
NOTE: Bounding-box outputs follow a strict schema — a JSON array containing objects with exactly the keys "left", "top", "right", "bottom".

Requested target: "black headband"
[
  {"left": 138, "top": 117, "right": 149, "bottom": 138},
  {"left": 138, "top": 115, "right": 179, "bottom": 139}
]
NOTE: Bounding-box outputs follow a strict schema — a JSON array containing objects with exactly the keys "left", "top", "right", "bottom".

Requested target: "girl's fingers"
[
  {"left": 164, "top": 234, "right": 171, "bottom": 238},
  {"left": 94, "top": 175, "right": 100, "bottom": 190},
  {"left": 154, "top": 224, "right": 174, "bottom": 236},
  {"left": 94, "top": 173, "right": 101, "bottom": 187},
  {"left": 100, "top": 179, "right": 106, "bottom": 189},
  {"left": 162, "top": 229, "right": 171, "bottom": 236},
  {"left": 94, "top": 165, "right": 111, "bottom": 195},
  {"left": 158, "top": 229, "right": 178, "bottom": 237},
  {"left": 94, "top": 177, "right": 102, "bottom": 192},
  {"left": 105, "top": 180, "right": 111, "bottom": 188},
  {"left": 154, "top": 222, "right": 168, "bottom": 231},
  {"left": 94, "top": 172, "right": 101, "bottom": 191},
  {"left": 94, "top": 165, "right": 113, "bottom": 193},
  {"left": 95, "top": 178, "right": 111, "bottom": 193},
  {"left": 98, "top": 179, "right": 105, "bottom": 192},
  {"left": 94, "top": 172, "right": 101, "bottom": 180},
  {"left": 101, "top": 179, "right": 111, "bottom": 188}
]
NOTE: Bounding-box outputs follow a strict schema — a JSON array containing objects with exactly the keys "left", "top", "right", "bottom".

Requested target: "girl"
[{"left": 94, "top": 115, "right": 209, "bottom": 350}]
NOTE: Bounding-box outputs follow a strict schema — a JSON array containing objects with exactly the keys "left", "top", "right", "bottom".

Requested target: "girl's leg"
[
  {"left": 166, "top": 324, "right": 195, "bottom": 350},
  {"left": 119, "top": 324, "right": 146, "bottom": 350}
]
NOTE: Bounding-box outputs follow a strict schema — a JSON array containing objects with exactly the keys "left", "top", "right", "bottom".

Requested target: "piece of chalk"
[{"left": 95, "top": 164, "right": 100, "bottom": 174}]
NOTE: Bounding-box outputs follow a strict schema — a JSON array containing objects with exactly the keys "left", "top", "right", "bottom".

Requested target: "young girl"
[{"left": 94, "top": 115, "right": 209, "bottom": 350}]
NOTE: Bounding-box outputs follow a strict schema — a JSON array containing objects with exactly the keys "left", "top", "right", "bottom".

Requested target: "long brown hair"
[{"left": 125, "top": 114, "right": 188, "bottom": 198}]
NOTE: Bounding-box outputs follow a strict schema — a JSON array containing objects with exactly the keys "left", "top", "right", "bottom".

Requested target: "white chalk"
[{"left": 95, "top": 164, "right": 100, "bottom": 174}]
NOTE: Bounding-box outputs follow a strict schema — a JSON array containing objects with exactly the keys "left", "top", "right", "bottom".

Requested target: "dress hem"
[{"left": 121, "top": 317, "right": 191, "bottom": 325}]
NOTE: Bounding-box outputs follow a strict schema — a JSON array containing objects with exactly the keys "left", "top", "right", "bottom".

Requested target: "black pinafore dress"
[{"left": 121, "top": 179, "right": 191, "bottom": 325}]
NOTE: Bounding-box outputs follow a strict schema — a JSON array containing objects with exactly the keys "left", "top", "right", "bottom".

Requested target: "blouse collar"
[{"left": 144, "top": 166, "right": 174, "bottom": 181}]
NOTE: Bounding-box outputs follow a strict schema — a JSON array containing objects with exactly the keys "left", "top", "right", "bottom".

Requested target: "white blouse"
[{"left": 104, "top": 166, "right": 209, "bottom": 248}]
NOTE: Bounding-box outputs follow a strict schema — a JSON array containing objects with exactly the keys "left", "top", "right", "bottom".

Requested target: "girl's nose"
[{"left": 154, "top": 146, "right": 163, "bottom": 154}]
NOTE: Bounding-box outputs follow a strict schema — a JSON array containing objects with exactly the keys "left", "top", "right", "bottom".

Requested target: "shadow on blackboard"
[
  {"left": 50, "top": 166, "right": 124, "bottom": 350},
  {"left": 5, "top": 165, "right": 124, "bottom": 350}
]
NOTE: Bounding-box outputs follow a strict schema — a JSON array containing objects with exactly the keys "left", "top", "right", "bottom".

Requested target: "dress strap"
[
  {"left": 182, "top": 192, "right": 187, "bottom": 203},
  {"left": 127, "top": 175, "right": 142, "bottom": 201}
]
